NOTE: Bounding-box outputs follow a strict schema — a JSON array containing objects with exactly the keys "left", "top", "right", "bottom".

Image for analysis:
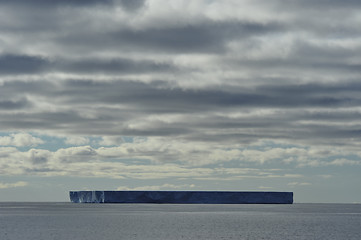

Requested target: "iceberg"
[{"left": 69, "top": 191, "right": 293, "bottom": 204}]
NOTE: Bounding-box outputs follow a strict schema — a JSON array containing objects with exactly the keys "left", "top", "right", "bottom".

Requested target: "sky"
[{"left": 0, "top": 0, "right": 361, "bottom": 203}]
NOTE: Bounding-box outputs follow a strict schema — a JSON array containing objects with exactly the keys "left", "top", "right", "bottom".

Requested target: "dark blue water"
[{"left": 0, "top": 203, "right": 360, "bottom": 239}]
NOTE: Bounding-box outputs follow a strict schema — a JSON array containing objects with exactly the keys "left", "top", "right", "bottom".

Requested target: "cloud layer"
[{"left": 0, "top": 0, "right": 361, "bottom": 200}]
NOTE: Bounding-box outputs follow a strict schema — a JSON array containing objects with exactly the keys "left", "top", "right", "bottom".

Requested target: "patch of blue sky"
[
  {"left": 323, "top": 164, "right": 361, "bottom": 175},
  {"left": 0, "top": 132, "right": 140, "bottom": 151},
  {"left": 33, "top": 134, "right": 67, "bottom": 151},
  {"left": 246, "top": 140, "right": 305, "bottom": 151},
  {"left": 121, "top": 136, "right": 135, "bottom": 143}
]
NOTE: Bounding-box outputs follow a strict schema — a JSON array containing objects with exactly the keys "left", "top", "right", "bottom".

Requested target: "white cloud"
[
  {"left": 287, "top": 182, "right": 312, "bottom": 187},
  {"left": 65, "top": 136, "right": 89, "bottom": 145},
  {"left": 0, "top": 137, "right": 360, "bottom": 180},
  {"left": 98, "top": 136, "right": 124, "bottom": 146},
  {"left": 0, "top": 141, "right": 309, "bottom": 180},
  {"left": 328, "top": 158, "right": 360, "bottom": 166},
  {"left": 54, "top": 146, "right": 97, "bottom": 163},
  {"left": 0, "top": 181, "right": 28, "bottom": 189},
  {"left": 28, "top": 149, "right": 52, "bottom": 164},
  {"left": 0, "top": 133, "right": 44, "bottom": 147},
  {"left": 258, "top": 186, "right": 273, "bottom": 189}
]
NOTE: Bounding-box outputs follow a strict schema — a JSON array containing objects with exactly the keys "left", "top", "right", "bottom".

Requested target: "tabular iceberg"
[{"left": 69, "top": 191, "right": 293, "bottom": 204}]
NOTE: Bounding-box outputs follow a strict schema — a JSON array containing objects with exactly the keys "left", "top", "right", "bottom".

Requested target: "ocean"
[{"left": 0, "top": 202, "right": 360, "bottom": 240}]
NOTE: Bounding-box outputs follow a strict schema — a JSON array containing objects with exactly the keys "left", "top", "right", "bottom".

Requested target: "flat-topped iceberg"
[{"left": 70, "top": 191, "right": 293, "bottom": 204}]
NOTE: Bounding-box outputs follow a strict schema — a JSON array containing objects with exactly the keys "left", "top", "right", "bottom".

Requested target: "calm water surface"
[{"left": 0, "top": 202, "right": 360, "bottom": 240}]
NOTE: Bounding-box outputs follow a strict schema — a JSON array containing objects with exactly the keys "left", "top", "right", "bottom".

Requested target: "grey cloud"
[
  {"left": 0, "top": 0, "right": 114, "bottom": 7},
  {"left": 2, "top": 0, "right": 146, "bottom": 11},
  {"left": 276, "top": 0, "right": 361, "bottom": 8},
  {"left": 121, "top": 126, "right": 191, "bottom": 137},
  {"left": 0, "top": 98, "right": 31, "bottom": 110},
  {"left": 298, "top": 111, "right": 361, "bottom": 122},
  {"left": 3, "top": 79, "right": 361, "bottom": 113},
  {"left": 0, "top": 110, "right": 94, "bottom": 131},
  {"left": 118, "top": 0, "right": 146, "bottom": 11},
  {"left": 230, "top": 58, "right": 361, "bottom": 77},
  {"left": 60, "top": 80, "right": 361, "bottom": 110},
  {"left": 186, "top": 125, "right": 361, "bottom": 145},
  {"left": 290, "top": 41, "right": 361, "bottom": 62},
  {"left": 261, "top": 0, "right": 361, "bottom": 16},
  {"left": 0, "top": 81, "right": 55, "bottom": 101},
  {"left": 0, "top": 1, "right": 115, "bottom": 36},
  {"left": 0, "top": 0, "right": 361, "bottom": 149},
  {"left": 59, "top": 21, "right": 282, "bottom": 54},
  {"left": 286, "top": 124, "right": 361, "bottom": 146},
  {"left": 254, "top": 0, "right": 361, "bottom": 39},
  {"left": 113, "top": 21, "right": 281, "bottom": 53},
  {"left": 29, "top": 152, "right": 48, "bottom": 165},
  {"left": 226, "top": 38, "right": 361, "bottom": 76},
  {"left": 58, "top": 58, "right": 177, "bottom": 74},
  {"left": 0, "top": 55, "right": 49, "bottom": 75},
  {"left": 0, "top": 54, "right": 177, "bottom": 75},
  {"left": 2, "top": 78, "right": 361, "bottom": 145}
]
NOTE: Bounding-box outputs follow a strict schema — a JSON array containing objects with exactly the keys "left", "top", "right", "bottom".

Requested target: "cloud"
[
  {"left": 273, "top": 0, "right": 361, "bottom": 9},
  {"left": 65, "top": 136, "right": 90, "bottom": 146},
  {"left": 0, "top": 0, "right": 114, "bottom": 7},
  {"left": 328, "top": 158, "right": 360, "bottom": 166},
  {"left": 0, "top": 140, "right": 312, "bottom": 179},
  {"left": 287, "top": 182, "right": 312, "bottom": 187},
  {"left": 0, "top": 133, "right": 44, "bottom": 147},
  {"left": 0, "top": 0, "right": 361, "bottom": 194},
  {"left": 0, "top": 54, "right": 176, "bottom": 75},
  {"left": 54, "top": 20, "right": 282, "bottom": 55},
  {"left": 99, "top": 136, "right": 125, "bottom": 146},
  {"left": 118, "top": 0, "right": 146, "bottom": 11},
  {"left": 57, "top": 58, "right": 177, "bottom": 74},
  {"left": 0, "top": 138, "right": 359, "bottom": 180},
  {"left": 54, "top": 146, "right": 98, "bottom": 163},
  {"left": 0, "top": 55, "right": 49, "bottom": 75},
  {"left": 29, "top": 149, "right": 51, "bottom": 164},
  {"left": 0, "top": 181, "right": 28, "bottom": 189},
  {"left": 0, "top": 98, "right": 30, "bottom": 110},
  {"left": 258, "top": 186, "right": 274, "bottom": 189},
  {"left": 2, "top": 79, "right": 361, "bottom": 148}
]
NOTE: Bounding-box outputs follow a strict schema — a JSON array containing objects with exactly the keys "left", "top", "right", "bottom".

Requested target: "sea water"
[{"left": 0, "top": 203, "right": 360, "bottom": 240}]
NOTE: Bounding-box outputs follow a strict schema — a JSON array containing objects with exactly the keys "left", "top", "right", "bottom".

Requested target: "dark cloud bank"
[{"left": 1, "top": 0, "right": 361, "bottom": 147}]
